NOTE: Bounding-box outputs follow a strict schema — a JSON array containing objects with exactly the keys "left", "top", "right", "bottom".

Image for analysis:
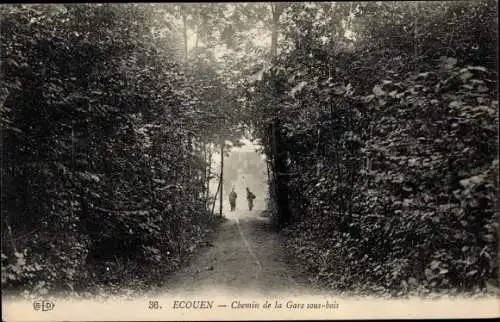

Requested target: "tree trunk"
[
  {"left": 212, "top": 177, "right": 221, "bottom": 216},
  {"left": 195, "top": 22, "right": 200, "bottom": 51},
  {"left": 269, "top": 3, "right": 291, "bottom": 229},
  {"left": 270, "top": 5, "right": 279, "bottom": 58},
  {"left": 271, "top": 21, "right": 278, "bottom": 58},
  {"left": 4, "top": 218, "right": 17, "bottom": 255},
  {"left": 268, "top": 123, "right": 278, "bottom": 190},
  {"left": 274, "top": 119, "right": 291, "bottom": 228},
  {"left": 219, "top": 139, "right": 224, "bottom": 217},
  {"left": 206, "top": 144, "right": 213, "bottom": 202},
  {"left": 201, "top": 140, "right": 206, "bottom": 200},
  {"left": 270, "top": 3, "right": 289, "bottom": 58},
  {"left": 182, "top": 10, "right": 188, "bottom": 59},
  {"left": 414, "top": 1, "right": 419, "bottom": 73}
]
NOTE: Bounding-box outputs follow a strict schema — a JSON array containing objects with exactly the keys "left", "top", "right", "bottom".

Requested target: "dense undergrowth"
[
  {"left": 1, "top": 4, "right": 240, "bottom": 297},
  {"left": 250, "top": 1, "right": 499, "bottom": 296}
]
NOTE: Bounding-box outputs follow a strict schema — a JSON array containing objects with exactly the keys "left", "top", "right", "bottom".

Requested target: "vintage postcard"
[{"left": 1, "top": 1, "right": 499, "bottom": 321}]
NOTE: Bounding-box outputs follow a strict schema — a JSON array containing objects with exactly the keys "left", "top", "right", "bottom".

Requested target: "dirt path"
[{"left": 162, "top": 208, "right": 323, "bottom": 297}]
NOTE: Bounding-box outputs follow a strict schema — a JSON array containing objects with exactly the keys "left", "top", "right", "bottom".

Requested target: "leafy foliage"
[
  {"left": 1, "top": 4, "right": 239, "bottom": 296},
  {"left": 249, "top": 0, "right": 498, "bottom": 295}
]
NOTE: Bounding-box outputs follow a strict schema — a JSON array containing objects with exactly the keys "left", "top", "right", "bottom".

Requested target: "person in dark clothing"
[
  {"left": 229, "top": 187, "right": 237, "bottom": 212},
  {"left": 246, "top": 187, "right": 256, "bottom": 211}
]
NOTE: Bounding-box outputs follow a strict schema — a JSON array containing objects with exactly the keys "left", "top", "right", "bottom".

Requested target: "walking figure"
[
  {"left": 229, "top": 187, "right": 237, "bottom": 212},
  {"left": 246, "top": 187, "right": 256, "bottom": 211}
]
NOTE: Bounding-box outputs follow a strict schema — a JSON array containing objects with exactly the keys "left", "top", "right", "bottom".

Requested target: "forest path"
[{"left": 162, "top": 206, "right": 323, "bottom": 296}]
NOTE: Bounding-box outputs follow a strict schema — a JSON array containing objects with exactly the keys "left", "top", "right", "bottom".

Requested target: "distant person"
[
  {"left": 246, "top": 187, "right": 256, "bottom": 211},
  {"left": 229, "top": 187, "right": 237, "bottom": 212}
]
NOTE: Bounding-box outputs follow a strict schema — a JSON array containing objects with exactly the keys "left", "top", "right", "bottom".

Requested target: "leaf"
[
  {"left": 289, "top": 80, "right": 307, "bottom": 97},
  {"left": 467, "top": 66, "right": 487, "bottom": 73},
  {"left": 424, "top": 268, "right": 433, "bottom": 280},
  {"left": 16, "top": 257, "right": 26, "bottom": 266},
  {"left": 372, "top": 84, "right": 385, "bottom": 96},
  {"left": 388, "top": 90, "right": 398, "bottom": 98},
  {"left": 362, "top": 94, "right": 375, "bottom": 103},
  {"left": 333, "top": 84, "right": 347, "bottom": 95},
  {"left": 460, "top": 71, "right": 473, "bottom": 82},
  {"left": 459, "top": 175, "right": 485, "bottom": 188},
  {"left": 402, "top": 186, "right": 413, "bottom": 192},
  {"left": 439, "top": 268, "right": 449, "bottom": 275},
  {"left": 477, "top": 85, "right": 489, "bottom": 93},
  {"left": 448, "top": 101, "right": 463, "bottom": 109},
  {"left": 430, "top": 260, "right": 440, "bottom": 269},
  {"left": 408, "top": 277, "right": 418, "bottom": 286},
  {"left": 78, "top": 171, "right": 100, "bottom": 183},
  {"left": 440, "top": 56, "right": 457, "bottom": 69}
]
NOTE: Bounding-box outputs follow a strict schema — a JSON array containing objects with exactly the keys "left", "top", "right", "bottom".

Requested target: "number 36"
[{"left": 149, "top": 300, "right": 160, "bottom": 309}]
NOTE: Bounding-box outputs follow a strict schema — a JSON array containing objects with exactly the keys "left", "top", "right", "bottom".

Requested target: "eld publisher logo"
[{"left": 33, "top": 300, "right": 55, "bottom": 311}]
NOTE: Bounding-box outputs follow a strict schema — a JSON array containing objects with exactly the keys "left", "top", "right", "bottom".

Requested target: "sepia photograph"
[{"left": 1, "top": 1, "right": 499, "bottom": 320}]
